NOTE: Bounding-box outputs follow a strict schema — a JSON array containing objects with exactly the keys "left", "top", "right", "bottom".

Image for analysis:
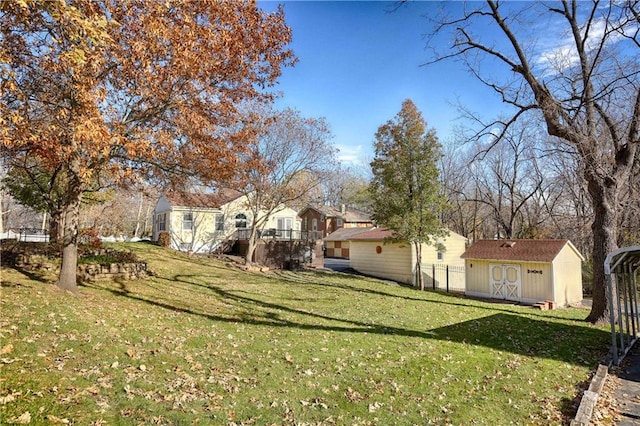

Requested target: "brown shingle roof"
[
  {"left": 348, "top": 227, "right": 398, "bottom": 241},
  {"left": 324, "top": 227, "right": 375, "bottom": 241},
  {"left": 461, "top": 239, "right": 580, "bottom": 262},
  {"left": 164, "top": 189, "right": 242, "bottom": 209}
]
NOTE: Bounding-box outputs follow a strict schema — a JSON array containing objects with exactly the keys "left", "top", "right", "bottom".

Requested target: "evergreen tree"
[{"left": 370, "top": 99, "right": 448, "bottom": 290}]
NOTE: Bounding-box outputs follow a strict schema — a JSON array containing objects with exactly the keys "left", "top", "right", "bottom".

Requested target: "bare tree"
[
  {"left": 319, "top": 165, "right": 372, "bottom": 212},
  {"left": 426, "top": 1, "right": 640, "bottom": 323},
  {"left": 618, "top": 155, "right": 640, "bottom": 246},
  {"left": 79, "top": 186, "right": 156, "bottom": 238},
  {"left": 539, "top": 137, "right": 593, "bottom": 254},
  {"left": 439, "top": 142, "right": 490, "bottom": 240},
  {"left": 441, "top": 120, "right": 551, "bottom": 240},
  {"left": 468, "top": 123, "right": 545, "bottom": 239},
  {"left": 225, "top": 107, "right": 337, "bottom": 265}
]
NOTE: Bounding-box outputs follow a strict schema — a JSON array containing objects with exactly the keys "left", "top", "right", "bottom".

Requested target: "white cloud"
[
  {"left": 534, "top": 16, "right": 632, "bottom": 73},
  {"left": 336, "top": 144, "right": 369, "bottom": 166}
]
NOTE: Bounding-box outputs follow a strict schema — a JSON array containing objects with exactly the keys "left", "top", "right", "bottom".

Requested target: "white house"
[
  {"left": 153, "top": 190, "right": 301, "bottom": 254},
  {"left": 348, "top": 228, "right": 467, "bottom": 287}
]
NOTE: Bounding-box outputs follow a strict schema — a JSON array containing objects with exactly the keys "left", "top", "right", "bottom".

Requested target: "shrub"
[
  {"left": 79, "top": 228, "right": 102, "bottom": 250},
  {"left": 157, "top": 232, "right": 171, "bottom": 247},
  {"left": 79, "top": 249, "right": 139, "bottom": 265}
]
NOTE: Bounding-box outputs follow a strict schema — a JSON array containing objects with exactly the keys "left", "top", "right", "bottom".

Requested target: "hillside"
[{"left": 1, "top": 243, "right": 610, "bottom": 424}]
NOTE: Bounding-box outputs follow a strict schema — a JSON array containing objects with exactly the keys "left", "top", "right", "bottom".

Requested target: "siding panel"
[
  {"left": 465, "top": 260, "right": 491, "bottom": 295},
  {"left": 350, "top": 241, "right": 413, "bottom": 284},
  {"left": 520, "top": 262, "right": 552, "bottom": 301},
  {"left": 552, "top": 245, "right": 583, "bottom": 306}
]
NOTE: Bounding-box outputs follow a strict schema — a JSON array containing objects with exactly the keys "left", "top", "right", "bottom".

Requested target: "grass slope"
[{"left": 1, "top": 243, "right": 609, "bottom": 425}]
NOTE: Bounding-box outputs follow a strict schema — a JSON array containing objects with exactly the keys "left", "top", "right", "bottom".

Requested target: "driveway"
[{"left": 323, "top": 257, "right": 352, "bottom": 273}]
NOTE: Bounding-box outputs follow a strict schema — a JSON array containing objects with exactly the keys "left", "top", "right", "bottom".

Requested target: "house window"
[
  {"left": 182, "top": 213, "right": 193, "bottom": 231},
  {"left": 157, "top": 213, "right": 166, "bottom": 232},
  {"left": 276, "top": 217, "right": 293, "bottom": 237},
  {"left": 235, "top": 213, "right": 247, "bottom": 229},
  {"left": 436, "top": 242, "right": 445, "bottom": 261},
  {"left": 312, "top": 218, "right": 318, "bottom": 231},
  {"left": 215, "top": 214, "right": 224, "bottom": 231},
  {"left": 337, "top": 218, "right": 343, "bottom": 227}
]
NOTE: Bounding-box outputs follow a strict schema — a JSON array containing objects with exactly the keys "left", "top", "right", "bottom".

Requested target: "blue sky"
[{"left": 259, "top": 1, "right": 509, "bottom": 166}]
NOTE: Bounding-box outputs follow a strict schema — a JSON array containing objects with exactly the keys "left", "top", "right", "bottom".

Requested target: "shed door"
[{"left": 490, "top": 264, "right": 521, "bottom": 301}]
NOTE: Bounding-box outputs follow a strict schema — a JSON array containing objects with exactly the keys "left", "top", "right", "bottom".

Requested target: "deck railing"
[{"left": 235, "top": 228, "right": 323, "bottom": 241}]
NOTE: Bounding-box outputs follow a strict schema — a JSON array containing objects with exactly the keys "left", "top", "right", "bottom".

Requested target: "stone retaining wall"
[
  {"left": 77, "top": 262, "right": 147, "bottom": 282},
  {"left": 6, "top": 252, "right": 147, "bottom": 282}
]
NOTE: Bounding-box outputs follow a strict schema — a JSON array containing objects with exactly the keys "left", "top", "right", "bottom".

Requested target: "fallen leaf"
[
  {"left": 46, "top": 415, "right": 70, "bottom": 424},
  {"left": 0, "top": 344, "right": 13, "bottom": 355},
  {"left": 0, "top": 392, "right": 20, "bottom": 404},
  {"left": 368, "top": 402, "right": 383, "bottom": 413},
  {"left": 10, "top": 411, "right": 31, "bottom": 424}
]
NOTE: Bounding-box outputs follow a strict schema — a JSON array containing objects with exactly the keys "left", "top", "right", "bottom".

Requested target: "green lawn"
[{"left": 1, "top": 243, "right": 609, "bottom": 425}]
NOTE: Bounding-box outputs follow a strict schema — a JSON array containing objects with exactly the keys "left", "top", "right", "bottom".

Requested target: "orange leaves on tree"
[{"left": 1, "top": 0, "right": 296, "bottom": 291}]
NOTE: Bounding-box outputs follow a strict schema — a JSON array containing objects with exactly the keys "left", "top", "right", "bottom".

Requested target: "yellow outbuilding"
[{"left": 461, "top": 239, "right": 584, "bottom": 308}]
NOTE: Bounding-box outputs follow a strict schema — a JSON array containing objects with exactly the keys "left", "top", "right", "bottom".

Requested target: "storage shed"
[
  {"left": 461, "top": 239, "right": 584, "bottom": 307},
  {"left": 349, "top": 228, "right": 467, "bottom": 286}
]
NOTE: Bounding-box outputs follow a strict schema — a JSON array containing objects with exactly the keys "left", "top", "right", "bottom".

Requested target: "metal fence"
[
  {"left": 235, "top": 228, "right": 323, "bottom": 241},
  {"left": 605, "top": 245, "right": 640, "bottom": 365},
  {"left": 423, "top": 263, "right": 466, "bottom": 293},
  {"left": 0, "top": 228, "right": 50, "bottom": 243}
]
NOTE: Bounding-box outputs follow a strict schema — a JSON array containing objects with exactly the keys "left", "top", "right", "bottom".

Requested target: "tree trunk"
[
  {"left": 142, "top": 203, "right": 152, "bottom": 237},
  {"left": 245, "top": 226, "right": 259, "bottom": 265},
  {"left": 134, "top": 194, "right": 143, "bottom": 237},
  {"left": 585, "top": 176, "right": 619, "bottom": 324},
  {"left": 48, "top": 208, "right": 64, "bottom": 244},
  {"left": 0, "top": 191, "right": 4, "bottom": 234},
  {"left": 57, "top": 190, "right": 82, "bottom": 293},
  {"left": 414, "top": 241, "right": 423, "bottom": 290}
]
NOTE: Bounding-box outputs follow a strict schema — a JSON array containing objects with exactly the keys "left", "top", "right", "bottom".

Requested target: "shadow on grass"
[
  {"left": 264, "top": 268, "right": 590, "bottom": 322},
  {"left": 426, "top": 313, "right": 609, "bottom": 367},
  {"left": 6, "top": 265, "right": 55, "bottom": 284},
  {"left": 82, "top": 273, "right": 610, "bottom": 367}
]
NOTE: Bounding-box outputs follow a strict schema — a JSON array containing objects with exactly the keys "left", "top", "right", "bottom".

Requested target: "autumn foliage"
[{"left": 0, "top": 0, "right": 295, "bottom": 291}]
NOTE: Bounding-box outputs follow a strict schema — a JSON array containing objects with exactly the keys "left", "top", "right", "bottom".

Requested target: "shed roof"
[
  {"left": 461, "top": 239, "right": 583, "bottom": 262},
  {"left": 324, "top": 227, "right": 375, "bottom": 242},
  {"left": 164, "top": 189, "right": 242, "bottom": 209},
  {"left": 348, "top": 227, "right": 397, "bottom": 241}
]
